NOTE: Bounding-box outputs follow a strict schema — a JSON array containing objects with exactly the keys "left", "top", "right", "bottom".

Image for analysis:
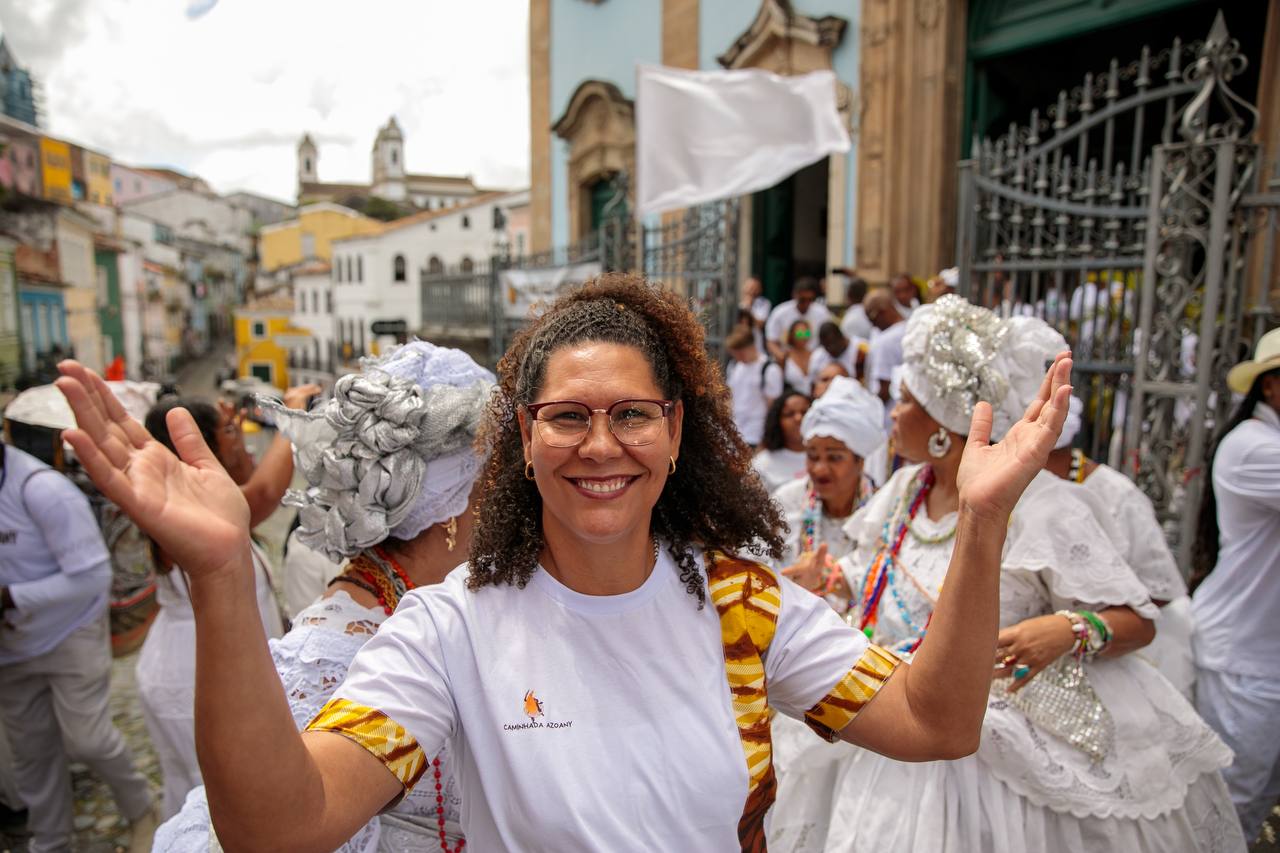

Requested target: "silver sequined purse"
[{"left": 1000, "top": 656, "right": 1114, "bottom": 764}]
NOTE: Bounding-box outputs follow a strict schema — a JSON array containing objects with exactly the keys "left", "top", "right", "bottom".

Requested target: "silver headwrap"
[
  {"left": 900, "top": 295, "right": 1067, "bottom": 440},
  {"left": 261, "top": 341, "right": 495, "bottom": 563}
]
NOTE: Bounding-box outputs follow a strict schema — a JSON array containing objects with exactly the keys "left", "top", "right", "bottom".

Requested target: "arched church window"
[{"left": 394, "top": 254, "right": 407, "bottom": 282}]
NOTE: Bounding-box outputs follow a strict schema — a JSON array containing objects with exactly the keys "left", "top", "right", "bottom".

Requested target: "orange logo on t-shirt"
[{"left": 523, "top": 690, "right": 544, "bottom": 722}]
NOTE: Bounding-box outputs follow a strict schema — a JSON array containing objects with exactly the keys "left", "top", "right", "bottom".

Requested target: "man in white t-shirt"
[
  {"left": 890, "top": 273, "right": 921, "bottom": 320},
  {"left": 725, "top": 327, "right": 783, "bottom": 447},
  {"left": 839, "top": 275, "right": 873, "bottom": 342},
  {"left": 864, "top": 288, "right": 908, "bottom": 406},
  {"left": 0, "top": 443, "right": 156, "bottom": 852},
  {"left": 809, "top": 322, "right": 864, "bottom": 387},
  {"left": 765, "top": 278, "right": 832, "bottom": 361}
]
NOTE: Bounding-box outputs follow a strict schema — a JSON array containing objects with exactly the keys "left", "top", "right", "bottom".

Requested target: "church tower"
[
  {"left": 371, "top": 116, "right": 407, "bottom": 201},
  {"left": 297, "top": 133, "right": 318, "bottom": 188}
]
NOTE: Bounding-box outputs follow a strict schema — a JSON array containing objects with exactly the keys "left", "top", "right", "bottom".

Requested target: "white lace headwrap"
[
  {"left": 800, "top": 375, "right": 885, "bottom": 459},
  {"left": 900, "top": 295, "right": 1067, "bottom": 440},
  {"left": 261, "top": 341, "right": 495, "bottom": 562}
]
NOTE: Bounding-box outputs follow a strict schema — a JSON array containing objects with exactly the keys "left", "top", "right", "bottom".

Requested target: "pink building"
[
  {"left": 110, "top": 163, "right": 176, "bottom": 205},
  {"left": 0, "top": 138, "right": 40, "bottom": 197}
]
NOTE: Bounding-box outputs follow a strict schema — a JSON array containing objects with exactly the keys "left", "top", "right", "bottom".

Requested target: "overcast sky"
[{"left": 0, "top": 0, "right": 530, "bottom": 202}]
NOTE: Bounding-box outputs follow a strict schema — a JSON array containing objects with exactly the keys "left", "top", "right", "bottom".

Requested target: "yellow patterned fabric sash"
[
  {"left": 803, "top": 643, "right": 901, "bottom": 742},
  {"left": 706, "top": 550, "right": 782, "bottom": 853},
  {"left": 305, "top": 697, "right": 428, "bottom": 791}
]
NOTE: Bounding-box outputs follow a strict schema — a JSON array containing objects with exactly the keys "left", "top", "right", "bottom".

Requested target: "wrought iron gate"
[
  {"left": 956, "top": 12, "right": 1277, "bottom": 570},
  {"left": 419, "top": 198, "right": 740, "bottom": 370}
]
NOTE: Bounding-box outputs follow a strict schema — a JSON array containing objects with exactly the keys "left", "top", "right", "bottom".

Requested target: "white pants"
[
  {"left": 0, "top": 613, "right": 153, "bottom": 852},
  {"left": 1196, "top": 665, "right": 1280, "bottom": 840}
]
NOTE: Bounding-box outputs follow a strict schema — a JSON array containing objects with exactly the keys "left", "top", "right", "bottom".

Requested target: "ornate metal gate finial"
[{"left": 1179, "top": 12, "right": 1258, "bottom": 144}]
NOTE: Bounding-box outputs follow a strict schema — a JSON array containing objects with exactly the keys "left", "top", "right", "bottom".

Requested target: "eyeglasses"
[{"left": 525, "top": 399, "right": 675, "bottom": 448}]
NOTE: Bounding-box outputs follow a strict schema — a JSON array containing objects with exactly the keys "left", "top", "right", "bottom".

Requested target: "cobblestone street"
[{"left": 0, "top": 652, "right": 163, "bottom": 853}]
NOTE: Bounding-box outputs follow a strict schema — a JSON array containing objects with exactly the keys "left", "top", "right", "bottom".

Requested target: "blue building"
[
  {"left": 530, "top": 0, "right": 860, "bottom": 307},
  {"left": 0, "top": 38, "right": 39, "bottom": 128}
]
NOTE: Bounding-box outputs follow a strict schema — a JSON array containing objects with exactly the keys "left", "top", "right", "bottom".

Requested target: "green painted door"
[
  {"left": 751, "top": 177, "right": 794, "bottom": 308},
  {"left": 963, "top": 0, "right": 1216, "bottom": 144}
]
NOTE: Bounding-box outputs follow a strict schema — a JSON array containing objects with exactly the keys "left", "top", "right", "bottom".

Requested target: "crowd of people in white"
[{"left": 0, "top": 268, "right": 1275, "bottom": 853}]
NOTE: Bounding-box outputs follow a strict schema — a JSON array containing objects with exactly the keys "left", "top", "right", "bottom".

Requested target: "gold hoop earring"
[
  {"left": 668, "top": 456, "right": 677, "bottom": 475},
  {"left": 524, "top": 461, "right": 535, "bottom": 481},
  {"left": 442, "top": 516, "right": 458, "bottom": 552}
]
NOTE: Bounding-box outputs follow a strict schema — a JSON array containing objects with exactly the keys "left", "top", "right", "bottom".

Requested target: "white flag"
[{"left": 636, "top": 65, "right": 850, "bottom": 216}]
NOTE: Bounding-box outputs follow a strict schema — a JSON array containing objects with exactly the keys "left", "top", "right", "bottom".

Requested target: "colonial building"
[
  {"left": 529, "top": 0, "right": 860, "bottom": 307},
  {"left": 327, "top": 189, "right": 526, "bottom": 365},
  {"left": 0, "top": 37, "right": 39, "bottom": 128},
  {"left": 851, "top": 0, "right": 1279, "bottom": 287},
  {"left": 297, "top": 117, "right": 489, "bottom": 211},
  {"left": 530, "top": 0, "right": 1280, "bottom": 298},
  {"left": 257, "top": 202, "right": 384, "bottom": 280}
]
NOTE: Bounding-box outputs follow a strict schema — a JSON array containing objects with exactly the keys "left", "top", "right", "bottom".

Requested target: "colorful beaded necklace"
[
  {"left": 800, "top": 477, "right": 873, "bottom": 553},
  {"left": 330, "top": 546, "right": 415, "bottom": 616},
  {"left": 849, "top": 467, "right": 949, "bottom": 655}
]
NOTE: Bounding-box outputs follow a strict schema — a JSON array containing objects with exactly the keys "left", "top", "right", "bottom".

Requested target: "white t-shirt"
[
  {"left": 0, "top": 445, "right": 111, "bottom": 665},
  {"left": 319, "top": 549, "right": 882, "bottom": 851},
  {"left": 765, "top": 299, "right": 833, "bottom": 351},
  {"left": 893, "top": 298, "right": 920, "bottom": 320},
  {"left": 743, "top": 297, "right": 772, "bottom": 353},
  {"left": 1193, "top": 404, "right": 1280, "bottom": 679},
  {"left": 808, "top": 341, "right": 863, "bottom": 386},
  {"left": 840, "top": 305, "right": 873, "bottom": 343},
  {"left": 726, "top": 357, "right": 784, "bottom": 445},
  {"left": 752, "top": 448, "right": 808, "bottom": 493},
  {"left": 867, "top": 322, "right": 907, "bottom": 388}
]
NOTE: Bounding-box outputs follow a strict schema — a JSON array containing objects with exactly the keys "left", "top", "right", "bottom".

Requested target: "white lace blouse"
[
  {"left": 833, "top": 464, "right": 1232, "bottom": 821},
  {"left": 153, "top": 591, "right": 463, "bottom": 852}
]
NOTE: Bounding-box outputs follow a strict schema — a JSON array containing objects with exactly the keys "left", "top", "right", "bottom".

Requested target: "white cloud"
[{"left": 0, "top": 0, "right": 530, "bottom": 201}]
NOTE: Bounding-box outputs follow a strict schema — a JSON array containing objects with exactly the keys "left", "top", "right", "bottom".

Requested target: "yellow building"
[
  {"left": 38, "top": 137, "right": 72, "bottom": 204},
  {"left": 234, "top": 296, "right": 311, "bottom": 388},
  {"left": 257, "top": 203, "right": 382, "bottom": 274},
  {"left": 84, "top": 150, "right": 114, "bottom": 206}
]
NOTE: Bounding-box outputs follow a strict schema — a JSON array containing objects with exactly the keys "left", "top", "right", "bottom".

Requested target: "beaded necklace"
[
  {"left": 329, "top": 546, "right": 416, "bottom": 616},
  {"left": 849, "top": 467, "right": 946, "bottom": 655},
  {"left": 800, "top": 478, "right": 873, "bottom": 554},
  {"left": 1069, "top": 448, "right": 1087, "bottom": 484}
]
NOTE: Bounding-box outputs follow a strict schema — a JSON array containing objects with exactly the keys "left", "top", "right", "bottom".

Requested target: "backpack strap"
[{"left": 706, "top": 549, "right": 780, "bottom": 853}]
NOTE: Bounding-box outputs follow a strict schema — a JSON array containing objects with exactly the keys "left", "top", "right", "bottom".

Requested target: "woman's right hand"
[{"left": 56, "top": 361, "right": 252, "bottom": 579}]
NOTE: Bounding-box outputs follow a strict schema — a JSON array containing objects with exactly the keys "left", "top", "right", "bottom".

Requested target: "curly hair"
[{"left": 467, "top": 272, "right": 785, "bottom": 606}]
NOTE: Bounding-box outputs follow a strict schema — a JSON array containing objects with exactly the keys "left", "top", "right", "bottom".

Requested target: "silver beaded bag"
[{"left": 1000, "top": 656, "right": 1115, "bottom": 764}]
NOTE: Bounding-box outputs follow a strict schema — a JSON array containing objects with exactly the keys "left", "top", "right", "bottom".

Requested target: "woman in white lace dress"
[
  {"left": 153, "top": 341, "right": 492, "bottom": 852},
  {"left": 1044, "top": 396, "right": 1195, "bottom": 698},
  {"left": 769, "top": 297, "right": 1243, "bottom": 853}
]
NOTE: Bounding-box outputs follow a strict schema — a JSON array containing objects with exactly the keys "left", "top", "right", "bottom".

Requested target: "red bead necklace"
[{"left": 433, "top": 756, "right": 464, "bottom": 852}]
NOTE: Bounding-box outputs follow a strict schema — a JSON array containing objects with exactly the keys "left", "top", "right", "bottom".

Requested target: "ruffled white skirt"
[{"left": 768, "top": 656, "right": 1246, "bottom": 853}]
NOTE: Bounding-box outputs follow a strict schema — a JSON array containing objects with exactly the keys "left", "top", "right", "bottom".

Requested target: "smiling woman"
[
  {"left": 53, "top": 272, "right": 1075, "bottom": 853},
  {"left": 469, "top": 276, "right": 786, "bottom": 603}
]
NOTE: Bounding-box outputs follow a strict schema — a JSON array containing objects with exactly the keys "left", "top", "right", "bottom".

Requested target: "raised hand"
[
  {"left": 781, "top": 543, "right": 831, "bottom": 594},
  {"left": 956, "top": 353, "right": 1073, "bottom": 522},
  {"left": 55, "top": 361, "right": 252, "bottom": 579}
]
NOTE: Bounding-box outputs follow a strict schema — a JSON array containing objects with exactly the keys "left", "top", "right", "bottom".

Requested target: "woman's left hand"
[
  {"left": 992, "top": 614, "right": 1076, "bottom": 693},
  {"left": 956, "top": 352, "right": 1073, "bottom": 523}
]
